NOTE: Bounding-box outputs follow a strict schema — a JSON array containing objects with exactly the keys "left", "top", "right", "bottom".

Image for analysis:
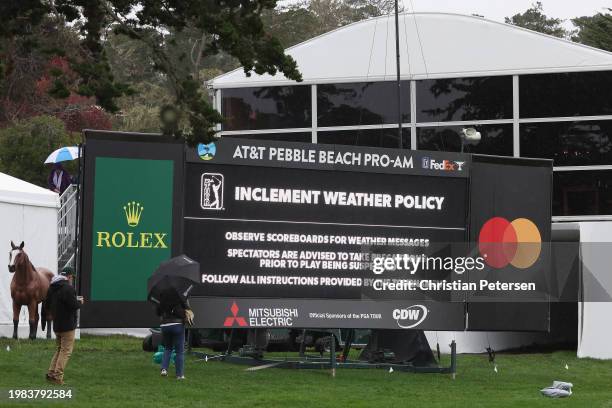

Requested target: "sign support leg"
[
  {"left": 450, "top": 340, "right": 457, "bottom": 380},
  {"left": 226, "top": 329, "right": 234, "bottom": 356},
  {"left": 330, "top": 333, "right": 336, "bottom": 378},
  {"left": 299, "top": 329, "right": 307, "bottom": 358},
  {"left": 341, "top": 329, "right": 354, "bottom": 362}
]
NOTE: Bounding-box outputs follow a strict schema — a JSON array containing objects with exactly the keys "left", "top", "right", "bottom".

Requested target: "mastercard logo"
[{"left": 478, "top": 217, "right": 541, "bottom": 269}]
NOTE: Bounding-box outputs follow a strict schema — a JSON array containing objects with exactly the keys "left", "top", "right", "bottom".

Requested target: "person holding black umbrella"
[
  {"left": 156, "top": 288, "right": 192, "bottom": 380},
  {"left": 148, "top": 255, "right": 199, "bottom": 380}
]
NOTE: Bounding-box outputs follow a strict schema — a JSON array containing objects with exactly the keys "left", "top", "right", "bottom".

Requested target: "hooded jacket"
[{"left": 45, "top": 276, "right": 80, "bottom": 333}]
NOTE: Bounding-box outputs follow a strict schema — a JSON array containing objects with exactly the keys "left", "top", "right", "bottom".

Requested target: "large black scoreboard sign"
[{"left": 78, "top": 132, "right": 552, "bottom": 330}]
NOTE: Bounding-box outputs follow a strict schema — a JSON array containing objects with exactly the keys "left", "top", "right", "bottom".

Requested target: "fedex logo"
[{"left": 422, "top": 157, "right": 465, "bottom": 172}]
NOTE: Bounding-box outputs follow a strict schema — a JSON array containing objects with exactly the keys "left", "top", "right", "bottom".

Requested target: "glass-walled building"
[{"left": 210, "top": 13, "right": 612, "bottom": 219}]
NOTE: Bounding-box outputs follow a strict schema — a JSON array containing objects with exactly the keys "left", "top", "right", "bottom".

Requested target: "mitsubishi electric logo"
[
  {"left": 95, "top": 201, "right": 168, "bottom": 249},
  {"left": 201, "top": 173, "right": 224, "bottom": 210},
  {"left": 223, "top": 302, "right": 248, "bottom": 327},
  {"left": 422, "top": 157, "right": 465, "bottom": 172},
  {"left": 221, "top": 302, "right": 298, "bottom": 327},
  {"left": 392, "top": 305, "right": 428, "bottom": 329}
]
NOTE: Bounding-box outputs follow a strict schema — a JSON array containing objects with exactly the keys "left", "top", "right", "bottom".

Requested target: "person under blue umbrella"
[{"left": 47, "top": 163, "right": 72, "bottom": 194}]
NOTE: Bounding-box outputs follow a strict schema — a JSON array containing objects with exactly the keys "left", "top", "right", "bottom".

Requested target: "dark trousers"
[{"left": 161, "top": 324, "right": 185, "bottom": 377}]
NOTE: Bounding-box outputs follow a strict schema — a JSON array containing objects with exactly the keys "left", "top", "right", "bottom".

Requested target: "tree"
[
  {"left": 103, "top": 26, "right": 238, "bottom": 134},
  {"left": 0, "top": 14, "right": 114, "bottom": 132},
  {"left": 262, "top": 5, "right": 322, "bottom": 48},
  {"left": 0, "top": 1, "right": 302, "bottom": 146},
  {"left": 263, "top": 0, "right": 397, "bottom": 49},
  {"left": 505, "top": 2, "right": 572, "bottom": 39},
  {"left": 0, "top": 15, "right": 77, "bottom": 122},
  {"left": 308, "top": 0, "right": 396, "bottom": 33},
  {"left": 572, "top": 9, "right": 612, "bottom": 52},
  {"left": 107, "top": 0, "right": 396, "bottom": 134},
  {"left": 112, "top": 81, "right": 175, "bottom": 133},
  {"left": 0, "top": 115, "right": 78, "bottom": 187}
]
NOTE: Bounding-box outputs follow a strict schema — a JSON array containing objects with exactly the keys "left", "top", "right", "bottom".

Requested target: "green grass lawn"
[{"left": 1, "top": 335, "right": 611, "bottom": 407}]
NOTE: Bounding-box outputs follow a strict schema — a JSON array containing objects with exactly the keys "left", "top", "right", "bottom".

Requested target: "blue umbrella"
[{"left": 45, "top": 146, "right": 80, "bottom": 164}]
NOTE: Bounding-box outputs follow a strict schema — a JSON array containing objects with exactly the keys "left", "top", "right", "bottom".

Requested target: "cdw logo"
[{"left": 392, "top": 305, "right": 428, "bottom": 329}]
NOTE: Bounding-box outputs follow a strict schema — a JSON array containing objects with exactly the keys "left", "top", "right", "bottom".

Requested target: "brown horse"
[{"left": 8, "top": 241, "right": 54, "bottom": 340}]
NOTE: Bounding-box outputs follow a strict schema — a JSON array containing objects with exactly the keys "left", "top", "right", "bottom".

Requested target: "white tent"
[
  {"left": 212, "top": 12, "right": 612, "bottom": 88},
  {"left": 0, "top": 172, "right": 59, "bottom": 338},
  {"left": 573, "top": 222, "right": 612, "bottom": 359}
]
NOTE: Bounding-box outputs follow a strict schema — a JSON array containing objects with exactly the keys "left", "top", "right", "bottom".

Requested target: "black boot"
[
  {"left": 28, "top": 320, "right": 36, "bottom": 340},
  {"left": 12, "top": 320, "right": 18, "bottom": 339}
]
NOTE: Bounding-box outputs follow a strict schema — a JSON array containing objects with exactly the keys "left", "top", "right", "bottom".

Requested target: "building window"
[
  {"left": 521, "top": 120, "right": 612, "bottom": 166},
  {"left": 553, "top": 171, "right": 612, "bottom": 216},
  {"left": 417, "top": 124, "right": 513, "bottom": 155},
  {"left": 520, "top": 71, "right": 612, "bottom": 118},
  {"left": 415, "top": 76, "right": 512, "bottom": 123},
  {"left": 221, "top": 86, "right": 311, "bottom": 131},
  {"left": 222, "top": 133, "right": 312, "bottom": 143},
  {"left": 318, "top": 128, "right": 409, "bottom": 149},
  {"left": 317, "top": 82, "right": 410, "bottom": 127}
]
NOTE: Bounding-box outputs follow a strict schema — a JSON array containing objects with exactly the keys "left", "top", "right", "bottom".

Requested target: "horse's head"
[{"left": 8, "top": 241, "right": 24, "bottom": 273}]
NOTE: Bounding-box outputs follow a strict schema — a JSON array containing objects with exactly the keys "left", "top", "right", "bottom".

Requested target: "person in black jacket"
[
  {"left": 156, "top": 289, "right": 189, "bottom": 379},
  {"left": 45, "top": 267, "right": 84, "bottom": 385}
]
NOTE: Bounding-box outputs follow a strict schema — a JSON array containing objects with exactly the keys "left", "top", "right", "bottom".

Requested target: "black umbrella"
[{"left": 147, "top": 255, "right": 201, "bottom": 304}]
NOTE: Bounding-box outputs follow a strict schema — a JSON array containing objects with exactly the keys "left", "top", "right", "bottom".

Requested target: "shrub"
[{"left": 0, "top": 115, "right": 79, "bottom": 188}]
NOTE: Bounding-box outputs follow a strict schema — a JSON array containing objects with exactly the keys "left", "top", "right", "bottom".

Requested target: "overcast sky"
[{"left": 404, "top": 0, "right": 608, "bottom": 28}]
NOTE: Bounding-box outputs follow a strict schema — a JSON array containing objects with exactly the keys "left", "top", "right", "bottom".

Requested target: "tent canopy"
[
  {"left": 0, "top": 171, "right": 59, "bottom": 338},
  {"left": 211, "top": 12, "right": 612, "bottom": 88},
  {"left": 0, "top": 172, "right": 59, "bottom": 208}
]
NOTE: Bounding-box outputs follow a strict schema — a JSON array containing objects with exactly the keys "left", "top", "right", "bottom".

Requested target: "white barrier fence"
[{"left": 57, "top": 184, "right": 77, "bottom": 270}]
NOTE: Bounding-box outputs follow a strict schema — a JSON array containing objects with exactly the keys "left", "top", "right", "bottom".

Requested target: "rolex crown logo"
[{"left": 124, "top": 201, "right": 144, "bottom": 227}]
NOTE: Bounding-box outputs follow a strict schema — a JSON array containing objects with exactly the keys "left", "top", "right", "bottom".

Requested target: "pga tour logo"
[
  {"left": 392, "top": 305, "right": 428, "bottom": 329},
  {"left": 201, "top": 173, "right": 224, "bottom": 210},
  {"left": 422, "top": 157, "right": 465, "bottom": 172}
]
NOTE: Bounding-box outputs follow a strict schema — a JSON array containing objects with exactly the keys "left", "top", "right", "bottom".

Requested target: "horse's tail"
[
  {"left": 41, "top": 269, "right": 54, "bottom": 333},
  {"left": 41, "top": 300, "right": 47, "bottom": 331}
]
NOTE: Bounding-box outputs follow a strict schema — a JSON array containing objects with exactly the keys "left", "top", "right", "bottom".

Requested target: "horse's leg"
[
  {"left": 12, "top": 302, "right": 20, "bottom": 339},
  {"left": 28, "top": 302, "right": 38, "bottom": 340},
  {"left": 46, "top": 320, "right": 52, "bottom": 339}
]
